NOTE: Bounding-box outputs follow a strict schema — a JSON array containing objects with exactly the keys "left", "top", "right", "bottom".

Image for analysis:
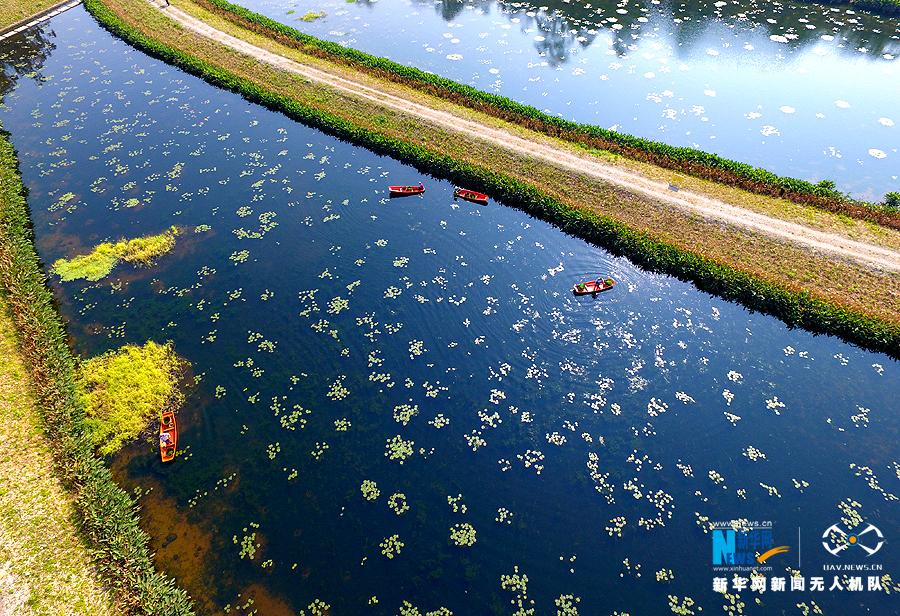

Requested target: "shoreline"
[{"left": 0, "top": 122, "right": 194, "bottom": 613}]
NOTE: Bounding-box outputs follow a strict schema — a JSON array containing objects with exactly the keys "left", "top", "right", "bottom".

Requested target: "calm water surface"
[
  {"left": 2, "top": 6, "right": 900, "bottom": 616},
  {"left": 247, "top": 0, "right": 900, "bottom": 200}
]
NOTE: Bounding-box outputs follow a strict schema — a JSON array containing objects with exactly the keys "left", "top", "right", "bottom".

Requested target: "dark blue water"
[{"left": 2, "top": 7, "right": 900, "bottom": 616}]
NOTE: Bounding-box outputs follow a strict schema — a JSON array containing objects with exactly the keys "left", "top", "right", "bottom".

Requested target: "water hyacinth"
[
  {"left": 385, "top": 436, "right": 414, "bottom": 463},
  {"left": 388, "top": 493, "right": 409, "bottom": 515},
  {"left": 393, "top": 403, "right": 419, "bottom": 426}
]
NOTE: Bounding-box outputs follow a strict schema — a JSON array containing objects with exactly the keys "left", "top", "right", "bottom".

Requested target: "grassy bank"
[
  {"left": 85, "top": 0, "right": 900, "bottom": 358},
  {"left": 2, "top": 6, "right": 152, "bottom": 614},
  {"left": 0, "top": 0, "right": 63, "bottom": 28},
  {"left": 0, "top": 123, "right": 193, "bottom": 614},
  {"left": 0, "top": 293, "right": 116, "bottom": 615}
]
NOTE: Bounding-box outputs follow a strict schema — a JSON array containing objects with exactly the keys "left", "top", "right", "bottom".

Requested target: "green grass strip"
[
  {"left": 0, "top": 125, "right": 194, "bottom": 614},
  {"left": 83, "top": 0, "right": 900, "bottom": 358}
]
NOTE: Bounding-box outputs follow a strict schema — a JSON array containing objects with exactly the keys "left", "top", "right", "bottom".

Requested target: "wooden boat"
[
  {"left": 573, "top": 278, "right": 615, "bottom": 295},
  {"left": 160, "top": 411, "right": 177, "bottom": 463},
  {"left": 389, "top": 182, "right": 424, "bottom": 196},
  {"left": 453, "top": 187, "right": 489, "bottom": 204}
]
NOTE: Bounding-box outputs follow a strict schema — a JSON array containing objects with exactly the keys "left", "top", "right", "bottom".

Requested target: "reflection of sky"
[{"left": 250, "top": 0, "right": 899, "bottom": 199}]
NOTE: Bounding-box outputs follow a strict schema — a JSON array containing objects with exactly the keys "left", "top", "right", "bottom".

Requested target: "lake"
[{"left": 2, "top": 3, "right": 899, "bottom": 615}]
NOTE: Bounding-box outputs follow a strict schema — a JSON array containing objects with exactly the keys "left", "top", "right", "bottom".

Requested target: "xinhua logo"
[
  {"left": 822, "top": 523, "right": 884, "bottom": 557},
  {"left": 712, "top": 525, "right": 789, "bottom": 566}
]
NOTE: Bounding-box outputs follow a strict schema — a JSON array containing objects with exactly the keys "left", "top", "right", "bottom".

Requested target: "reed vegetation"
[
  {"left": 80, "top": 340, "right": 187, "bottom": 456},
  {"left": 51, "top": 227, "right": 177, "bottom": 282}
]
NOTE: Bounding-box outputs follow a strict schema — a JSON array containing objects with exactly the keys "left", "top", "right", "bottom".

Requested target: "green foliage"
[
  {"left": 80, "top": 341, "right": 186, "bottom": 456},
  {"left": 51, "top": 227, "right": 177, "bottom": 281},
  {"left": 883, "top": 192, "right": 900, "bottom": 211},
  {"left": 0, "top": 122, "right": 194, "bottom": 613},
  {"left": 118, "top": 229, "right": 178, "bottom": 264},
  {"left": 51, "top": 244, "right": 119, "bottom": 281}
]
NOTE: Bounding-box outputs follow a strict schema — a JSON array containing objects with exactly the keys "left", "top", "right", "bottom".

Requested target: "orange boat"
[
  {"left": 389, "top": 182, "right": 424, "bottom": 196},
  {"left": 160, "top": 411, "right": 177, "bottom": 462},
  {"left": 453, "top": 187, "right": 489, "bottom": 205},
  {"left": 573, "top": 278, "right": 615, "bottom": 295}
]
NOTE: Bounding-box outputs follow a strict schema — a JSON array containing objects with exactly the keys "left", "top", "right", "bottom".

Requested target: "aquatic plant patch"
[
  {"left": 80, "top": 340, "right": 188, "bottom": 455},
  {"left": 51, "top": 227, "right": 177, "bottom": 282}
]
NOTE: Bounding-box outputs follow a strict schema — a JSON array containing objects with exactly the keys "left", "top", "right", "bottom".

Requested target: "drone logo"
[{"left": 822, "top": 523, "right": 884, "bottom": 557}]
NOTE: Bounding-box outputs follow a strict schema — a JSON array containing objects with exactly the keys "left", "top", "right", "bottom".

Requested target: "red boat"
[
  {"left": 573, "top": 278, "right": 615, "bottom": 295},
  {"left": 454, "top": 187, "right": 489, "bottom": 204},
  {"left": 160, "top": 411, "right": 177, "bottom": 463},
  {"left": 389, "top": 182, "right": 424, "bottom": 196}
]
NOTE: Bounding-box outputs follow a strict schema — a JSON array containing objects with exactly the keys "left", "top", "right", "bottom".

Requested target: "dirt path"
[{"left": 159, "top": 3, "right": 900, "bottom": 273}]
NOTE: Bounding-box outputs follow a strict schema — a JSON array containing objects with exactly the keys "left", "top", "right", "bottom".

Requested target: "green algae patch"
[
  {"left": 80, "top": 341, "right": 187, "bottom": 456},
  {"left": 51, "top": 244, "right": 119, "bottom": 282},
  {"left": 51, "top": 227, "right": 178, "bottom": 281}
]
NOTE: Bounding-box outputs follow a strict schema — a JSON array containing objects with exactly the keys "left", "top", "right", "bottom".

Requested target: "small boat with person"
[
  {"left": 453, "top": 187, "right": 489, "bottom": 205},
  {"left": 573, "top": 278, "right": 615, "bottom": 295},
  {"left": 389, "top": 182, "right": 424, "bottom": 196},
  {"left": 160, "top": 411, "right": 177, "bottom": 463}
]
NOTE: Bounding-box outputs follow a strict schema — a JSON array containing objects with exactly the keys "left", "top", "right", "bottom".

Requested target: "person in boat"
[{"left": 160, "top": 432, "right": 172, "bottom": 448}]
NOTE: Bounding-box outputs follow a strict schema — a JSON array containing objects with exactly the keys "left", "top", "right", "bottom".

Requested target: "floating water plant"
[
  {"left": 361, "top": 480, "right": 380, "bottom": 501},
  {"left": 447, "top": 494, "right": 466, "bottom": 514},
  {"left": 393, "top": 403, "right": 418, "bottom": 426},
  {"left": 234, "top": 528, "right": 260, "bottom": 560},
  {"left": 380, "top": 534, "right": 403, "bottom": 559},
  {"left": 51, "top": 227, "right": 177, "bottom": 282},
  {"left": 555, "top": 595, "right": 581, "bottom": 616},
  {"left": 385, "top": 435, "right": 414, "bottom": 463},
  {"left": 79, "top": 340, "right": 187, "bottom": 455},
  {"left": 450, "top": 523, "right": 476, "bottom": 546},
  {"left": 388, "top": 493, "right": 409, "bottom": 515}
]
